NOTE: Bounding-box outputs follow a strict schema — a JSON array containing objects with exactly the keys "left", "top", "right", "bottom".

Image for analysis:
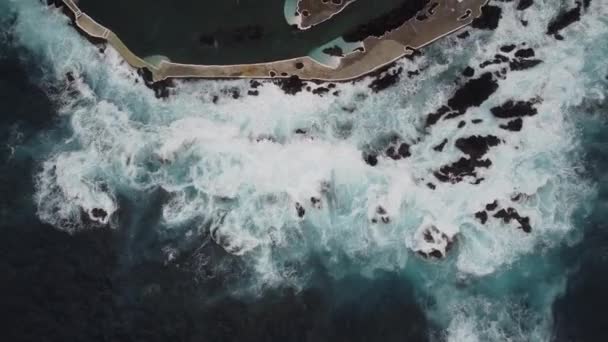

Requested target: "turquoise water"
[{"left": 1, "top": 0, "right": 608, "bottom": 341}]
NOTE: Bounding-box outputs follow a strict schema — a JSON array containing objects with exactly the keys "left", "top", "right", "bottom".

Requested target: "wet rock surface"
[
  {"left": 517, "top": 0, "right": 534, "bottom": 11},
  {"left": 362, "top": 135, "right": 412, "bottom": 166},
  {"left": 500, "top": 118, "right": 523, "bottom": 131},
  {"left": 369, "top": 66, "right": 403, "bottom": 93},
  {"left": 491, "top": 99, "right": 539, "bottom": 118},
  {"left": 455, "top": 135, "right": 501, "bottom": 159},
  {"left": 274, "top": 75, "right": 306, "bottom": 95},
  {"left": 434, "top": 135, "right": 500, "bottom": 184},
  {"left": 138, "top": 68, "right": 175, "bottom": 99},
  {"left": 471, "top": 5, "right": 502, "bottom": 30},
  {"left": 547, "top": 2, "right": 583, "bottom": 39},
  {"left": 475, "top": 210, "right": 488, "bottom": 224},
  {"left": 493, "top": 207, "right": 532, "bottom": 233},
  {"left": 426, "top": 73, "right": 499, "bottom": 127}
]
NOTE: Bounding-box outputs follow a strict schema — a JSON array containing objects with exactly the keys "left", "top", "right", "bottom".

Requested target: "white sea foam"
[{"left": 8, "top": 0, "right": 608, "bottom": 340}]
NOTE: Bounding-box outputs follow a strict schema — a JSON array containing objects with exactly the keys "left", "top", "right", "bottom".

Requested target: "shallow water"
[{"left": 1, "top": 1, "right": 608, "bottom": 341}]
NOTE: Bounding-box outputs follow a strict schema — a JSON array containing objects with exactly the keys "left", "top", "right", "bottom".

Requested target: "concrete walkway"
[{"left": 60, "top": 0, "right": 488, "bottom": 82}]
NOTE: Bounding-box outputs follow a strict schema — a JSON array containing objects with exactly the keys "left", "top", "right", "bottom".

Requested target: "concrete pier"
[{"left": 60, "top": 0, "right": 488, "bottom": 82}]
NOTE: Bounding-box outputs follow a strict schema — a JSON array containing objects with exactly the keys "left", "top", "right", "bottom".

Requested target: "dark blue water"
[{"left": 1, "top": 1, "right": 608, "bottom": 341}]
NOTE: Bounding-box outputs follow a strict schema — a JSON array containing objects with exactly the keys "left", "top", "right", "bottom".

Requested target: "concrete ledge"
[{"left": 60, "top": 0, "right": 488, "bottom": 83}]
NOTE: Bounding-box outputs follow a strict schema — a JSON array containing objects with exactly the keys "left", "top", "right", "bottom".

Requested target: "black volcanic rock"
[
  {"left": 485, "top": 200, "right": 498, "bottom": 211},
  {"left": 434, "top": 157, "right": 492, "bottom": 183},
  {"left": 322, "top": 45, "right": 344, "bottom": 57},
  {"left": 435, "top": 135, "right": 500, "bottom": 184},
  {"left": 455, "top": 135, "right": 501, "bottom": 159},
  {"left": 491, "top": 100, "right": 538, "bottom": 118},
  {"left": 426, "top": 106, "right": 451, "bottom": 127},
  {"left": 295, "top": 202, "right": 306, "bottom": 218},
  {"left": 369, "top": 67, "right": 403, "bottom": 93},
  {"left": 500, "top": 118, "right": 523, "bottom": 131},
  {"left": 509, "top": 58, "right": 543, "bottom": 71},
  {"left": 493, "top": 207, "right": 532, "bottom": 233},
  {"left": 425, "top": 73, "right": 498, "bottom": 127},
  {"left": 475, "top": 211, "right": 488, "bottom": 224},
  {"left": 364, "top": 153, "right": 379, "bottom": 166},
  {"left": 138, "top": 67, "right": 174, "bottom": 99},
  {"left": 472, "top": 5, "right": 502, "bottom": 30},
  {"left": 275, "top": 75, "right": 306, "bottom": 95},
  {"left": 91, "top": 208, "right": 108, "bottom": 220},
  {"left": 462, "top": 66, "right": 475, "bottom": 77},
  {"left": 517, "top": 0, "right": 534, "bottom": 11},
  {"left": 500, "top": 44, "right": 517, "bottom": 53},
  {"left": 433, "top": 139, "right": 448, "bottom": 152},
  {"left": 448, "top": 73, "right": 499, "bottom": 114},
  {"left": 514, "top": 48, "right": 535, "bottom": 58},
  {"left": 547, "top": 3, "right": 582, "bottom": 38},
  {"left": 398, "top": 143, "right": 411, "bottom": 158}
]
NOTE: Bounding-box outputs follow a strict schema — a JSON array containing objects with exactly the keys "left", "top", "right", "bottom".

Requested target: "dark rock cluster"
[
  {"left": 362, "top": 135, "right": 411, "bottom": 167},
  {"left": 474, "top": 199, "right": 532, "bottom": 233},
  {"left": 369, "top": 67, "right": 404, "bottom": 93},
  {"left": 434, "top": 135, "right": 501, "bottom": 184},
  {"left": 416, "top": 224, "right": 456, "bottom": 259},
  {"left": 471, "top": 5, "right": 502, "bottom": 30},
  {"left": 547, "top": 1, "right": 587, "bottom": 40},
  {"left": 371, "top": 206, "right": 391, "bottom": 224},
  {"left": 138, "top": 68, "right": 175, "bottom": 99},
  {"left": 426, "top": 72, "right": 499, "bottom": 126}
]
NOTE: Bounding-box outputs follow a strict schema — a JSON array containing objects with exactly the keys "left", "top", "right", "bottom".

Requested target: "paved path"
[{"left": 60, "top": 0, "right": 488, "bottom": 82}]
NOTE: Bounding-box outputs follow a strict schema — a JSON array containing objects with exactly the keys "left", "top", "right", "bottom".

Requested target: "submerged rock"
[
  {"left": 509, "top": 58, "right": 543, "bottom": 71},
  {"left": 295, "top": 202, "right": 306, "bottom": 218},
  {"left": 413, "top": 222, "right": 457, "bottom": 259},
  {"left": 91, "top": 208, "right": 108, "bottom": 220},
  {"left": 310, "top": 197, "right": 322, "bottom": 209},
  {"left": 322, "top": 45, "right": 344, "bottom": 57}
]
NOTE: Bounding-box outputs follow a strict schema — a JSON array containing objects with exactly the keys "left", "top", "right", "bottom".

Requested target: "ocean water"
[{"left": 1, "top": 1, "right": 607, "bottom": 341}]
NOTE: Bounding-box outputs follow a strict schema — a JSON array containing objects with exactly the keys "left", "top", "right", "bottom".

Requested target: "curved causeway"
[{"left": 59, "top": 0, "right": 489, "bottom": 82}]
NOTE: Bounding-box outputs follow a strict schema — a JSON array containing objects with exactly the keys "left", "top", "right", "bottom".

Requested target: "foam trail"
[{"left": 5, "top": 0, "right": 608, "bottom": 340}]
